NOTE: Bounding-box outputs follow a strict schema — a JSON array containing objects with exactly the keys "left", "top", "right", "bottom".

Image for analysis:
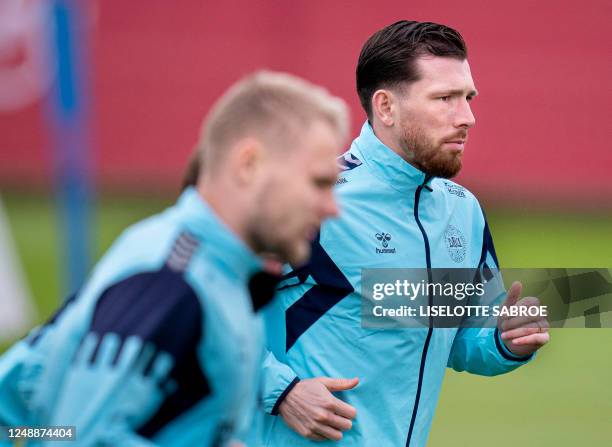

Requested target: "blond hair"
[{"left": 196, "top": 70, "right": 349, "bottom": 175}]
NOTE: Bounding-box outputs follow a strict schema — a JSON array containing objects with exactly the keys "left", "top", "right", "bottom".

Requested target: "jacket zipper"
[{"left": 405, "top": 175, "right": 434, "bottom": 447}]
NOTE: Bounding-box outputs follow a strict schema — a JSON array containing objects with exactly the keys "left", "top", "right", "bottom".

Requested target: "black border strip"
[{"left": 405, "top": 179, "right": 434, "bottom": 447}]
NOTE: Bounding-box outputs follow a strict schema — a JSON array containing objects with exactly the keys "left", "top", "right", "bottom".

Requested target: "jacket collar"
[
  {"left": 175, "top": 187, "right": 262, "bottom": 280},
  {"left": 353, "top": 121, "right": 433, "bottom": 191}
]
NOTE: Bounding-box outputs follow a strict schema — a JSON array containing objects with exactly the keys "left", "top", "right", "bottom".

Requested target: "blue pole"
[{"left": 46, "top": 0, "right": 93, "bottom": 296}]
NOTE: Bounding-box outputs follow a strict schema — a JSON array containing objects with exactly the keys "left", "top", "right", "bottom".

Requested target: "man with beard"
[
  {"left": 0, "top": 71, "right": 348, "bottom": 447},
  {"left": 256, "top": 21, "right": 549, "bottom": 446}
]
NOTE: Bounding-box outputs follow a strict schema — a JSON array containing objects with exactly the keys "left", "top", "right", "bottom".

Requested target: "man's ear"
[
  {"left": 371, "top": 89, "right": 398, "bottom": 127},
  {"left": 231, "top": 137, "right": 264, "bottom": 186}
]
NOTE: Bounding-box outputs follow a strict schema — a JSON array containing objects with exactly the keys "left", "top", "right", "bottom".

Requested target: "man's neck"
[
  {"left": 371, "top": 120, "right": 410, "bottom": 164},
  {"left": 197, "top": 181, "right": 251, "bottom": 250}
]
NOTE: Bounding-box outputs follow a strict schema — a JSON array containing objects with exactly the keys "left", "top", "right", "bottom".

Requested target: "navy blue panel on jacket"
[
  {"left": 337, "top": 152, "right": 363, "bottom": 172},
  {"left": 478, "top": 212, "right": 499, "bottom": 270},
  {"left": 284, "top": 235, "right": 354, "bottom": 351},
  {"left": 87, "top": 265, "right": 210, "bottom": 438}
]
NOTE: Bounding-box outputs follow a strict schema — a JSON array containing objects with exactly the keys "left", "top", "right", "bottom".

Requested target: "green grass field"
[{"left": 1, "top": 190, "right": 611, "bottom": 446}]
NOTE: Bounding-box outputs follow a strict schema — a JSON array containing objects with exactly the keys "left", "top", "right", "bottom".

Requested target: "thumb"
[
  {"left": 503, "top": 281, "right": 522, "bottom": 308},
  {"left": 317, "top": 377, "right": 359, "bottom": 392}
]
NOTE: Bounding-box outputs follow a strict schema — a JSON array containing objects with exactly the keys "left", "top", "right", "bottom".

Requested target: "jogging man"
[
  {"left": 0, "top": 71, "right": 349, "bottom": 446},
  {"left": 257, "top": 21, "right": 549, "bottom": 446}
]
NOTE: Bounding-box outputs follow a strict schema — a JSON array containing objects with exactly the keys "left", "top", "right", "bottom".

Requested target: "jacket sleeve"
[
  {"left": 0, "top": 293, "right": 80, "bottom": 429},
  {"left": 0, "top": 340, "right": 37, "bottom": 428},
  {"left": 447, "top": 208, "right": 534, "bottom": 375},
  {"left": 48, "top": 268, "right": 206, "bottom": 446},
  {"left": 257, "top": 241, "right": 317, "bottom": 416},
  {"left": 259, "top": 234, "right": 352, "bottom": 415},
  {"left": 0, "top": 289, "right": 165, "bottom": 447},
  {"left": 447, "top": 326, "right": 534, "bottom": 376},
  {"left": 261, "top": 350, "right": 300, "bottom": 415}
]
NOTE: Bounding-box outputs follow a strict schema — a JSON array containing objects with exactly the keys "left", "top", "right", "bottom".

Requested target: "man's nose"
[
  {"left": 455, "top": 100, "right": 476, "bottom": 129},
  {"left": 321, "top": 191, "right": 339, "bottom": 219}
]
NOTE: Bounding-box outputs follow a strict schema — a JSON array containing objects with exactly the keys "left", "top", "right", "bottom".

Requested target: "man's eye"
[{"left": 439, "top": 96, "right": 451, "bottom": 102}]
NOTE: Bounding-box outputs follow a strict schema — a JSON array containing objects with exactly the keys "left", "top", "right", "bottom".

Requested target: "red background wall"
[{"left": 1, "top": 0, "right": 610, "bottom": 205}]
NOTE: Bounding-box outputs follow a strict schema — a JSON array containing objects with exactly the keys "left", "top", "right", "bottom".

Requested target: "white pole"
[{"left": 0, "top": 196, "right": 35, "bottom": 342}]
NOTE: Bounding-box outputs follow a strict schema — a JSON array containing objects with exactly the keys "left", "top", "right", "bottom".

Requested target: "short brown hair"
[{"left": 356, "top": 21, "right": 467, "bottom": 120}]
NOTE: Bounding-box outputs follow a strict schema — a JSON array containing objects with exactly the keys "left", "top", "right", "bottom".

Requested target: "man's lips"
[
  {"left": 443, "top": 132, "right": 468, "bottom": 145},
  {"left": 443, "top": 140, "right": 466, "bottom": 151}
]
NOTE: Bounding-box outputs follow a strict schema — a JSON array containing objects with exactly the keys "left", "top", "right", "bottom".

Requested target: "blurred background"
[{"left": 0, "top": 0, "right": 610, "bottom": 445}]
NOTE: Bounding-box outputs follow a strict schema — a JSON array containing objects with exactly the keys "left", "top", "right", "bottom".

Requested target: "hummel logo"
[
  {"left": 376, "top": 233, "right": 391, "bottom": 247},
  {"left": 375, "top": 233, "right": 396, "bottom": 254}
]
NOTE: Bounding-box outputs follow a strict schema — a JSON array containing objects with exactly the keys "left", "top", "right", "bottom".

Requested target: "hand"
[
  {"left": 498, "top": 281, "right": 550, "bottom": 357},
  {"left": 279, "top": 377, "right": 359, "bottom": 441}
]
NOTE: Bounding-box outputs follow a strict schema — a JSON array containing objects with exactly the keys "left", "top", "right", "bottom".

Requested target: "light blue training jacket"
[
  {"left": 257, "top": 122, "right": 534, "bottom": 447},
  {"left": 0, "top": 188, "right": 263, "bottom": 447}
]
